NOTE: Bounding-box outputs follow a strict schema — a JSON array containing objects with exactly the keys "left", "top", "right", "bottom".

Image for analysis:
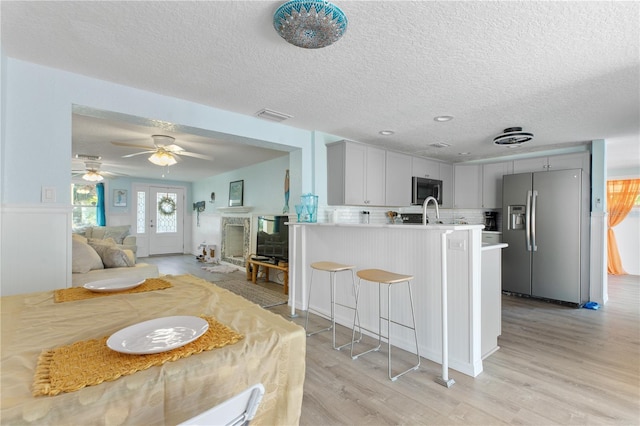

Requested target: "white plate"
[
  {"left": 83, "top": 278, "right": 145, "bottom": 293},
  {"left": 107, "top": 316, "right": 209, "bottom": 355}
]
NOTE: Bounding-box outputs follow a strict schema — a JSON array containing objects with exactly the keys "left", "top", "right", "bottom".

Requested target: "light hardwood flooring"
[{"left": 143, "top": 255, "right": 640, "bottom": 425}]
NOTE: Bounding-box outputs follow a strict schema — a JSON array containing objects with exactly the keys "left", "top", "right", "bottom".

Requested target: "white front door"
[{"left": 133, "top": 184, "right": 185, "bottom": 256}]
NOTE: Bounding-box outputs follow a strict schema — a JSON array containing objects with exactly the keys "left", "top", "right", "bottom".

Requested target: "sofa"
[
  {"left": 72, "top": 228, "right": 159, "bottom": 287},
  {"left": 82, "top": 225, "right": 138, "bottom": 256}
]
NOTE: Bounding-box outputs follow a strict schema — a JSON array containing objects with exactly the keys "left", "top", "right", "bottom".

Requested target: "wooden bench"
[{"left": 246, "top": 258, "right": 289, "bottom": 295}]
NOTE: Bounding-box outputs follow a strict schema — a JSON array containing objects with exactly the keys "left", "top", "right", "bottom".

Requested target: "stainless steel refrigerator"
[{"left": 502, "top": 169, "right": 589, "bottom": 305}]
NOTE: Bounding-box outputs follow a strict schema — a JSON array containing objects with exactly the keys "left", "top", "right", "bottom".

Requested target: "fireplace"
[{"left": 220, "top": 217, "right": 251, "bottom": 266}]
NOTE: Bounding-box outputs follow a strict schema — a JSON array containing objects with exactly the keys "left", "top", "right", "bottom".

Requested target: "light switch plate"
[{"left": 41, "top": 186, "right": 56, "bottom": 203}]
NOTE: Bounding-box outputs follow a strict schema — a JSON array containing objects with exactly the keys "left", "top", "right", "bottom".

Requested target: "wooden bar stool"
[
  {"left": 350, "top": 268, "right": 420, "bottom": 381},
  {"left": 304, "top": 261, "right": 361, "bottom": 350}
]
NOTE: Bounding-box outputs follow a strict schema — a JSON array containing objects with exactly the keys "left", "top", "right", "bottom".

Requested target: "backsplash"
[{"left": 315, "top": 206, "right": 502, "bottom": 230}]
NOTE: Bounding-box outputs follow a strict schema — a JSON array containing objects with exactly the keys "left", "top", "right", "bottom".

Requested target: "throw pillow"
[
  {"left": 72, "top": 239, "right": 104, "bottom": 273},
  {"left": 72, "top": 233, "right": 88, "bottom": 244},
  {"left": 89, "top": 226, "right": 130, "bottom": 244},
  {"left": 122, "top": 249, "right": 136, "bottom": 265},
  {"left": 103, "top": 229, "right": 129, "bottom": 244},
  {"left": 88, "top": 237, "right": 117, "bottom": 246},
  {"left": 101, "top": 246, "right": 136, "bottom": 268},
  {"left": 89, "top": 242, "right": 135, "bottom": 268}
]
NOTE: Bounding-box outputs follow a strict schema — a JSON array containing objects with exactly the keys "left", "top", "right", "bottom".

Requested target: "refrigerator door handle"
[
  {"left": 531, "top": 190, "right": 538, "bottom": 251},
  {"left": 525, "top": 190, "right": 532, "bottom": 251}
]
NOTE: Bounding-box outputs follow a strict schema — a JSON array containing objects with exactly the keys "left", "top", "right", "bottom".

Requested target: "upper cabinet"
[
  {"left": 481, "top": 161, "right": 513, "bottom": 209},
  {"left": 453, "top": 164, "right": 482, "bottom": 208},
  {"left": 411, "top": 157, "right": 440, "bottom": 179},
  {"left": 513, "top": 152, "right": 590, "bottom": 174},
  {"left": 439, "top": 163, "right": 454, "bottom": 209},
  {"left": 412, "top": 157, "right": 453, "bottom": 207},
  {"left": 327, "top": 141, "right": 386, "bottom": 206},
  {"left": 386, "top": 151, "right": 412, "bottom": 207}
]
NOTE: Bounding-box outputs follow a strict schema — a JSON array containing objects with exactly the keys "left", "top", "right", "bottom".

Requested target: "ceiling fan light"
[
  {"left": 83, "top": 171, "right": 104, "bottom": 182},
  {"left": 493, "top": 127, "right": 534, "bottom": 146},
  {"left": 148, "top": 151, "right": 177, "bottom": 166}
]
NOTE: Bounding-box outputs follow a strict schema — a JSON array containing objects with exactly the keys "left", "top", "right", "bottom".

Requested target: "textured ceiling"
[{"left": 2, "top": 1, "right": 639, "bottom": 181}]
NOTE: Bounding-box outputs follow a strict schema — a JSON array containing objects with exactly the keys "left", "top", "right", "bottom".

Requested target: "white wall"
[
  {"left": 0, "top": 58, "right": 315, "bottom": 296},
  {"left": 191, "top": 155, "right": 294, "bottom": 255},
  {"left": 613, "top": 212, "right": 640, "bottom": 275}
]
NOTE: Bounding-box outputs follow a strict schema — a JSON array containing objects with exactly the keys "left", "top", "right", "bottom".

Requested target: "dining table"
[{"left": 0, "top": 274, "right": 305, "bottom": 425}]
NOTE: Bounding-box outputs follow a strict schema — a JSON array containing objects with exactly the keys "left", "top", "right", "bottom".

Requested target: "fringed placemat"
[
  {"left": 32, "top": 316, "right": 244, "bottom": 396},
  {"left": 54, "top": 278, "right": 173, "bottom": 303}
]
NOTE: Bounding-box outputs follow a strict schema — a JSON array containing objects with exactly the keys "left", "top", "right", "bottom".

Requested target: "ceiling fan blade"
[
  {"left": 101, "top": 170, "right": 128, "bottom": 177},
  {"left": 177, "top": 151, "right": 214, "bottom": 161},
  {"left": 111, "top": 141, "right": 154, "bottom": 150},
  {"left": 122, "top": 150, "right": 155, "bottom": 158},
  {"left": 164, "top": 144, "right": 184, "bottom": 152}
]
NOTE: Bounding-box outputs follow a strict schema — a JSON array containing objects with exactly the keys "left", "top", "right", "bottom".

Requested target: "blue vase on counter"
[{"left": 300, "top": 193, "right": 318, "bottom": 223}]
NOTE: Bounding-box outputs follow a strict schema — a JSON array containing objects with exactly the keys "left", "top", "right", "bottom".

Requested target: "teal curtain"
[{"left": 96, "top": 183, "right": 106, "bottom": 226}]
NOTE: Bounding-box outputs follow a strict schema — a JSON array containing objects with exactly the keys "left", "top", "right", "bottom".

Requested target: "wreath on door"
[{"left": 158, "top": 195, "right": 176, "bottom": 216}]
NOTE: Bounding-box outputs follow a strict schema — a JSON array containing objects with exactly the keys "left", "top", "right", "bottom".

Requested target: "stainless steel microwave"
[{"left": 412, "top": 177, "right": 442, "bottom": 205}]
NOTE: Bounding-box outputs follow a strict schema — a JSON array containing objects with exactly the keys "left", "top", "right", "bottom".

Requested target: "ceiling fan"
[
  {"left": 72, "top": 160, "right": 126, "bottom": 182},
  {"left": 112, "top": 135, "right": 214, "bottom": 166}
]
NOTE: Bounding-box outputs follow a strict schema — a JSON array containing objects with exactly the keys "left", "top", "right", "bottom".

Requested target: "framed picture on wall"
[
  {"left": 229, "top": 180, "right": 244, "bottom": 207},
  {"left": 113, "top": 189, "right": 127, "bottom": 207}
]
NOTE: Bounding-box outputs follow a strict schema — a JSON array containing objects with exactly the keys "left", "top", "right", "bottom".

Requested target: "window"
[{"left": 71, "top": 183, "right": 98, "bottom": 228}]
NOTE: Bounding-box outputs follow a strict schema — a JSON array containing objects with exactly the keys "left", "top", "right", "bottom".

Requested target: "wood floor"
[{"left": 143, "top": 255, "right": 640, "bottom": 425}]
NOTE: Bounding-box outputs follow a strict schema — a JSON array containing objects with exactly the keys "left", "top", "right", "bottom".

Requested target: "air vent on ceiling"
[
  {"left": 74, "top": 154, "right": 102, "bottom": 161},
  {"left": 493, "top": 127, "right": 534, "bottom": 146},
  {"left": 429, "top": 142, "right": 451, "bottom": 148},
  {"left": 255, "top": 108, "right": 293, "bottom": 122}
]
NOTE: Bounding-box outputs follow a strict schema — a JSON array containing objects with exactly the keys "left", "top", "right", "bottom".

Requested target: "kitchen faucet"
[{"left": 422, "top": 196, "right": 440, "bottom": 225}]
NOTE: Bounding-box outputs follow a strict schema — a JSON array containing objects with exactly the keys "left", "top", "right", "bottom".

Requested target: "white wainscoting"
[{"left": 1, "top": 204, "right": 72, "bottom": 296}]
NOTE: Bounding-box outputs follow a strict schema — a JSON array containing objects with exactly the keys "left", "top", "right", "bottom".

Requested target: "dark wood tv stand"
[{"left": 246, "top": 258, "right": 289, "bottom": 295}]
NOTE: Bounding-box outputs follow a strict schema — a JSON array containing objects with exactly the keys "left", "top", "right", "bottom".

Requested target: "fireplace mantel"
[{"left": 217, "top": 206, "right": 253, "bottom": 214}]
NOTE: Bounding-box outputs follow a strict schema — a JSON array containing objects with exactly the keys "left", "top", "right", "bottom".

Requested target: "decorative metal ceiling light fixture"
[
  {"left": 273, "top": 0, "right": 348, "bottom": 49},
  {"left": 493, "top": 127, "right": 534, "bottom": 146}
]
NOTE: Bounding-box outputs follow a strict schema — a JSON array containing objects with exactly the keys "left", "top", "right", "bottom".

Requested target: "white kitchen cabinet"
[
  {"left": 439, "top": 162, "right": 454, "bottom": 208},
  {"left": 482, "top": 232, "right": 502, "bottom": 244},
  {"left": 411, "top": 157, "right": 440, "bottom": 179},
  {"left": 482, "top": 161, "right": 513, "bottom": 208},
  {"left": 513, "top": 152, "right": 589, "bottom": 173},
  {"left": 481, "top": 246, "right": 503, "bottom": 359},
  {"left": 385, "top": 151, "right": 412, "bottom": 206},
  {"left": 327, "top": 141, "right": 386, "bottom": 206},
  {"left": 454, "top": 164, "right": 482, "bottom": 208},
  {"left": 547, "top": 152, "right": 590, "bottom": 172},
  {"left": 512, "top": 156, "right": 547, "bottom": 173}
]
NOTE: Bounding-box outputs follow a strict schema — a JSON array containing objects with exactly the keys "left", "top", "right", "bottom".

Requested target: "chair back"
[{"left": 178, "top": 384, "right": 265, "bottom": 426}]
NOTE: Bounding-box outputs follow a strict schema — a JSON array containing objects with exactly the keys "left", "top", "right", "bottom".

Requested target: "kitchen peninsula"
[{"left": 288, "top": 222, "right": 506, "bottom": 378}]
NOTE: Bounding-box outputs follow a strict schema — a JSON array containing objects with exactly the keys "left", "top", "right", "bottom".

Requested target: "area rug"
[
  {"left": 202, "top": 265, "right": 239, "bottom": 274},
  {"left": 212, "top": 279, "right": 287, "bottom": 308}
]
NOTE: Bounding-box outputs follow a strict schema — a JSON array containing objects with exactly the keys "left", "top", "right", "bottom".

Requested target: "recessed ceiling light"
[
  {"left": 434, "top": 115, "right": 454, "bottom": 122},
  {"left": 379, "top": 130, "right": 395, "bottom": 136}
]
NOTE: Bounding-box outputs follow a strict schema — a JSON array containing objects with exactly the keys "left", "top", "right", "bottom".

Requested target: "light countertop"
[
  {"left": 287, "top": 222, "right": 484, "bottom": 231},
  {"left": 482, "top": 242, "right": 508, "bottom": 251}
]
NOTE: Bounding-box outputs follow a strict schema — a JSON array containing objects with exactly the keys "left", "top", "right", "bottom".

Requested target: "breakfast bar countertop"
[{"left": 287, "top": 221, "right": 484, "bottom": 231}]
